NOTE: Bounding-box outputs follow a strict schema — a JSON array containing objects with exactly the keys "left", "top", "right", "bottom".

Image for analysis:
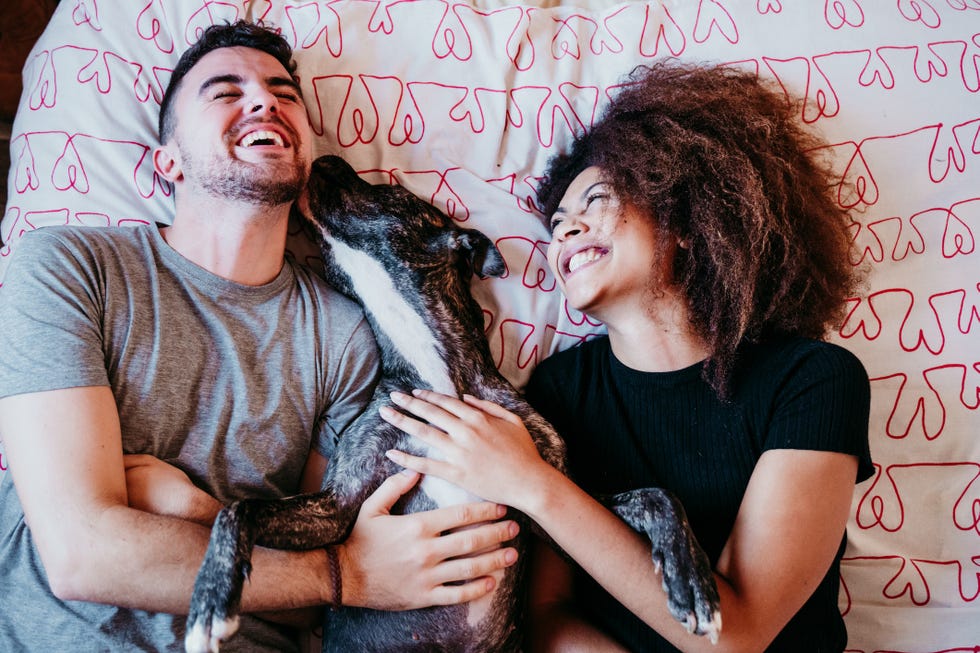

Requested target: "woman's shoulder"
[
  {"left": 535, "top": 335, "right": 610, "bottom": 375},
  {"left": 735, "top": 336, "right": 871, "bottom": 431},
  {"left": 742, "top": 336, "right": 867, "bottom": 382},
  {"left": 526, "top": 336, "right": 609, "bottom": 399}
]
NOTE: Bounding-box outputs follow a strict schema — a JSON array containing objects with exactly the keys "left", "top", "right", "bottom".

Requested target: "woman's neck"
[{"left": 601, "top": 292, "right": 710, "bottom": 373}]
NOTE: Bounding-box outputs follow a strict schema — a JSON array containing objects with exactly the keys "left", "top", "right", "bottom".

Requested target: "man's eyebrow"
[
  {"left": 267, "top": 75, "right": 302, "bottom": 94},
  {"left": 199, "top": 74, "right": 243, "bottom": 95},
  {"left": 198, "top": 74, "right": 302, "bottom": 95}
]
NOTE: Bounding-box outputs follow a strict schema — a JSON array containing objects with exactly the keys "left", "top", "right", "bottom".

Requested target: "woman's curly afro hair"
[{"left": 536, "top": 61, "right": 862, "bottom": 396}]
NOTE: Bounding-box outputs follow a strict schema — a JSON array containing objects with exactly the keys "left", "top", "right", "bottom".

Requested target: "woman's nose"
[{"left": 555, "top": 218, "right": 585, "bottom": 241}]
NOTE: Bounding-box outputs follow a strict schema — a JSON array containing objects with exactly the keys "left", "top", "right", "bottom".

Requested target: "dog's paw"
[
  {"left": 185, "top": 507, "right": 251, "bottom": 652},
  {"left": 184, "top": 613, "right": 240, "bottom": 653},
  {"left": 184, "top": 555, "right": 249, "bottom": 653},
  {"left": 610, "top": 488, "right": 722, "bottom": 642}
]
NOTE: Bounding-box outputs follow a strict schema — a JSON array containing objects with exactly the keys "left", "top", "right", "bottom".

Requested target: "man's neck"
[{"left": 162, "top": 199, "right": 292, "bottom": 286}]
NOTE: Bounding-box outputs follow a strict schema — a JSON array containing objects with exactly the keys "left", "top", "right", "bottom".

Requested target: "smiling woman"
[{"left": 382, "top": 61, "right": 874, "bottom": 653}]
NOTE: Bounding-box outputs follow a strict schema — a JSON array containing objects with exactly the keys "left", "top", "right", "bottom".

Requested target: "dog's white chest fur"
[{"left": 327, "top": 237, "right": 481, "bottom": 508}]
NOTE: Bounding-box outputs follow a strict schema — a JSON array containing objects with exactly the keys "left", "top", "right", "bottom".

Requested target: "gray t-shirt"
[{"left": 0, "top": 224, "right": 380, "bottom": 652}]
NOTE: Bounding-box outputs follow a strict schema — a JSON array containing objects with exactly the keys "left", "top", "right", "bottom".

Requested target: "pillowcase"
[{"left": 3, "top": 3, "right": 979, "bottom": 650}]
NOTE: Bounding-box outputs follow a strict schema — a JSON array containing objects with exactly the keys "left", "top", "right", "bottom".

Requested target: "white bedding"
[{"left": 2, "top": 2, "right": 978, "bottom": 649}]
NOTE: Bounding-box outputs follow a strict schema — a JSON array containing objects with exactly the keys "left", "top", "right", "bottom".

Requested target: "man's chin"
[{"left": 201, "top": 165, "right": 307, "bottom": 206}]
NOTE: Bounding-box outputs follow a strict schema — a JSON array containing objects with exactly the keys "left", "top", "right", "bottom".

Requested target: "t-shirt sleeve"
[
  {"left": 762, "top": 342, "right": 874, "bottom": 483},
  {"left": 0, "top": 229, "right": 110, "bottom": 399},
  {"left": 313, "top": 316, "right": 381, "bottom": 460}
]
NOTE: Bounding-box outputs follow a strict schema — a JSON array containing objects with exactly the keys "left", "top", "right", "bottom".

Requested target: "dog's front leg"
[
  {"left": 185, "top": 499, "right": 259, "bottom": 653},
  {"left": 608, "top": 488, "right": 722, "bottom": 643},
  {"left": 184, "top": 490, "right": 362, "bottom": 653}
]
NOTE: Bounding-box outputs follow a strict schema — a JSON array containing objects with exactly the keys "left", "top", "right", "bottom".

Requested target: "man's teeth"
[
  {"left": 239, "top": 130, "right": 284, "bottom": 147},
  {"left": 568, "top": 248, "right": 603, "bottom": 273}
]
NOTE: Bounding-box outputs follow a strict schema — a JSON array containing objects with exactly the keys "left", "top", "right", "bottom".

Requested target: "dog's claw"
[{"left": 185, "top": 614, "right": 239, "bottom": 653}]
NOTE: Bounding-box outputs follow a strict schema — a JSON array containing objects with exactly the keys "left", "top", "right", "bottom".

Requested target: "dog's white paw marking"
[
  {"left": 184, "top": 615, "right": 240, "bottom": 653},
  {"left": 705, "top": 610, "right": 722, "bottom": 644}
]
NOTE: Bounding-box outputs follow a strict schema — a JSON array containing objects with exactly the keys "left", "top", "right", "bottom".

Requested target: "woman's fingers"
[
  {"left": 384, "top": 448, "right": 444, "bottom": 477},
  {"left": 461, "top": 393, "right": 520, "bottom": 422}
]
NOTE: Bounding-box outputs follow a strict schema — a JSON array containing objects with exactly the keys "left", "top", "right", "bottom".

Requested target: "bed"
[{"left": 1, "top": 1, "right": 978, "bottom": 649}]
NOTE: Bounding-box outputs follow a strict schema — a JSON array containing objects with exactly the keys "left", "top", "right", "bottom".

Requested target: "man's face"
[{"left": 163, "top": 46, "right": 312, "bottom": 206}]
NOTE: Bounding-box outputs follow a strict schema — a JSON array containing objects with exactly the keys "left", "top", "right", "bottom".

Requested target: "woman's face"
[{"left": 546, "top": 166, "right": 669, "bottom": 321}]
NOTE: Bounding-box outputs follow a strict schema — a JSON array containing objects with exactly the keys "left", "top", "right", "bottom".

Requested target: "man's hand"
[
  {"left": 338, "top": 469, "right": 520, "bottom": 610},
  {"left": 123, "top": 454, "right": 221, "bottom": 526}
]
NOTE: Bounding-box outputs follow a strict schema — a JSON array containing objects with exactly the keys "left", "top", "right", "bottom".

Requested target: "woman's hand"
[
  {"left": 123, "top": 454, "right": 221, "bottom": 526},
  {"left": 379, "top": 389, "right": 556, "bottom": 511}
]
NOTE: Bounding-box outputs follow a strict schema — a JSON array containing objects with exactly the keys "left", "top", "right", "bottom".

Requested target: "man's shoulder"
[
  {"left": 286, "top": 259, "right": 371, "bottom": 325},
  {"left": 18, "top": 224, "right": 154, "bottom": 256}
]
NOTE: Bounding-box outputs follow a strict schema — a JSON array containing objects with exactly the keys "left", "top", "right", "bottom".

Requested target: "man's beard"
[{"left": 179, "top": 142, "right": 307, "bottom": 206}]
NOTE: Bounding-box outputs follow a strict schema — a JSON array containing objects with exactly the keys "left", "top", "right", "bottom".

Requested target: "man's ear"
[{"left": 153, "top": 144, "right": 183, "bottom": 183}]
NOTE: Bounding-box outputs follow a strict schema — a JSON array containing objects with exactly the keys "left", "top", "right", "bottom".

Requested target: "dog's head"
[{"left": 302, "top": 155, "right": 505, "bottom": 282}]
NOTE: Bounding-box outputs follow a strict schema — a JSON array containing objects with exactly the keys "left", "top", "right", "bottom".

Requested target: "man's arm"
[
  {"left": 0, "top": 386, "right": 518, "bottom": 615},
  {"left": 0, "top": 386, "right": 331, "bottom": 613}
]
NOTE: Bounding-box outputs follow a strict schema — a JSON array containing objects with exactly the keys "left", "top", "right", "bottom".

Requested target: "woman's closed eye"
[{"left": 585, "top": 191, "right": 609, "bottom": 208}]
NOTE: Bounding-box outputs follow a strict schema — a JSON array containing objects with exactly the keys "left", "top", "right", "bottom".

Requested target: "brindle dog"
[{"left": 185, "top": 155, "right": 720, "bottom": 653}]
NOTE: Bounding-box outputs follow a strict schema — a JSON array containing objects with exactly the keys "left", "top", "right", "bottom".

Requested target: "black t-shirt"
[{"left": 525, "top": 336, "right": 873, "bottom": 653}]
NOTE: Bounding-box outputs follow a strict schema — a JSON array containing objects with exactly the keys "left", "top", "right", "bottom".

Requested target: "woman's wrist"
[{"left": 516, "top": 461, "right": 567, "bottom": 521}]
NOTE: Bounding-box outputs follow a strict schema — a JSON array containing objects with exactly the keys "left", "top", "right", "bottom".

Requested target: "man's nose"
[{"left": 249, "top": 90, "right": 278, "bottom": 114}]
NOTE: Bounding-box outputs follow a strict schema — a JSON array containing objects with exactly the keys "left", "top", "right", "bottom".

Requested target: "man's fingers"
[
  {"left": 424, "top": 500, "right": 509, "bottom": 534},
  {"left": 433, "top": 519, "right": 520, "bottom": 562},
  {"left": 362, "top": 469, "right": 421, "bottom": 515},
  {"left": 426, "top": 576, "right": 498, "bottom": 606}
]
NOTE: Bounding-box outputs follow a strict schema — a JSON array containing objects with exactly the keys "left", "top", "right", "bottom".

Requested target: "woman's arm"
[
  {"left": 381, "top": 389, "right": 858, "bottom": 652},
  {"left": 527, "top": 540, "right": 629, "bottom": 653}
]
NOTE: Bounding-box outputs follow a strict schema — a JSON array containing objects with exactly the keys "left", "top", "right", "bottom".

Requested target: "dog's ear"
[
  {"left": 449, "top": 229, "right": 506, "bottom": 279},
  {"left": 312, "top": 155, "right": 370, "bottom": 192}
]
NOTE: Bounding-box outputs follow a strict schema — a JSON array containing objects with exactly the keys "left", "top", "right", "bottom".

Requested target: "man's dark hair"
[
  {"left": 158, "top": 20, "right": 297, "bottom": 143},
  {"left": 537, "top": 61, "right": 862, "bottom": 396}
]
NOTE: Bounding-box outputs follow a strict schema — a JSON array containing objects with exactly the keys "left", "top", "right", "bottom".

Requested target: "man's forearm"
[{"left": 46, "top": 502, "right": 330, "bottom": 615}]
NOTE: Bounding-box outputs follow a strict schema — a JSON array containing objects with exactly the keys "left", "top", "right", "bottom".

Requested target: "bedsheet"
[{"left": 1, "top": 2, "right": 978, "bottom": 649}]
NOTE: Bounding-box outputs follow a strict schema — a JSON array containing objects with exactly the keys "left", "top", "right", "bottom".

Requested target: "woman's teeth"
[{"left": 568, "top": 248, "right": 603, "bottom": 273}]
